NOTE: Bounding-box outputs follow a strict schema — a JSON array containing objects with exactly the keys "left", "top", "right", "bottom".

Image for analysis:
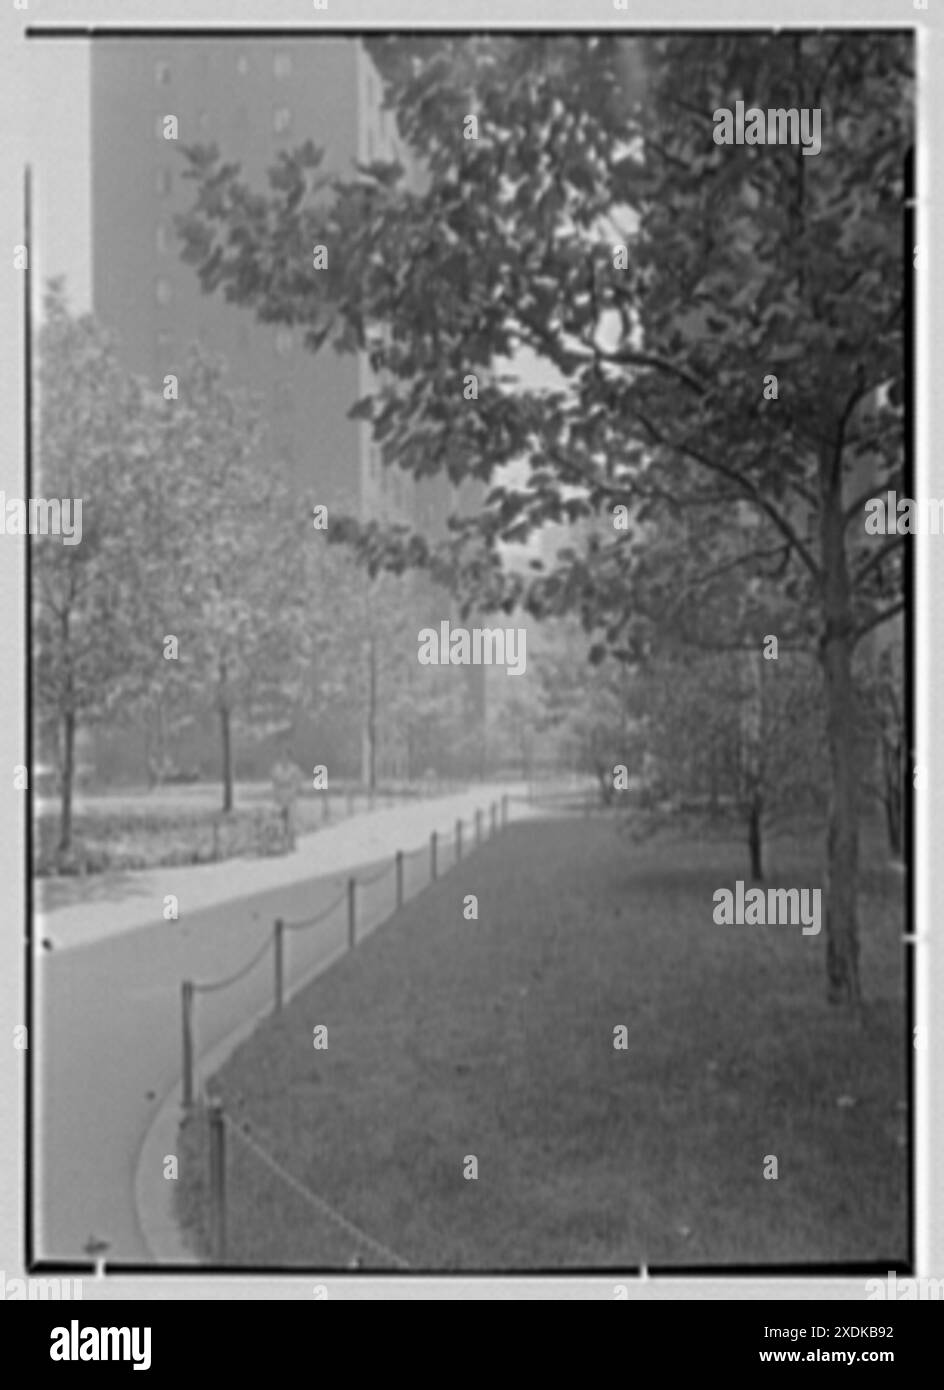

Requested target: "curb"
[
  {"left": 133, "top": 934, "right": 351, "bottom": 1264},
  {"left": 132, "top": 814, "right": 518, "bottom": 1263}
]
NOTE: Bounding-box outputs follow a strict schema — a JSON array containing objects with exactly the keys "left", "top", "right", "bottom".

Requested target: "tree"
[
  {"left": 311, "top": 552, "right": 474, "bottom": 784},
  {"left": 33, "top": 284, "right": 156, "bottom": 860},
  {"left": 159, "top": 347, "right": 314, "bottom": 813},
  {"left": 176, "top": 33, "right": 911, "bottom": 1002},
  {"left": 637, "top": 645, "right": 827, "bottom": 881},
  {"left": 858, "top": 632, "right": 906, "bottom": 860},
  {"left": 486, "top": 667, "right": 546, "bottom": 784},
  {"left": 95, "top": 386, "right": 196, "bottom": 788},
  {"left": 527, "top": 616, "right": 636, "bottom": 803},
  {"left": 35, "top": 295, "right": 321, "bottom": 833}
]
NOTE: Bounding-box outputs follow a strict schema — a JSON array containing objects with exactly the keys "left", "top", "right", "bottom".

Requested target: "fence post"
[
  {"left": 501, "top": 794, "right": 508, "bottom": 828},
  {"left": 273, "top": 917, "right": 284, "bottom": 1013},
  {"left": 396, "top": 850, "right": 404, "bottom": 908},
  {"left": 347, "top": 877, "right": 356, "bottom": 949},
  {"left": 181, "top": 980, "right": 195, "bottom": 1112},
  {"left": 455, "top": 819, "right": 463, "bottom": 862},
  {"left": 475, "top": 809, "right": 482, "bottom": 848},
  {"left": 208, "top": 1098, "right": 226, "bottom": 1264},
  {"left": 430, "top": 831, "right": 438, "bottom": 881},
  {"left": 490, "top": 802, "right": 497, "bottom": 836}
]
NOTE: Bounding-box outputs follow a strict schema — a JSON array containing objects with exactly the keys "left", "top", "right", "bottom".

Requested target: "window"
[
  {"left": 154, "top": 276, "right": 173, "bottom": 307},
  {"left": 273, "top": 106, "right": 293, "bottom": 136},
  {"left": 274, "top": 52, "right": 292, "bottom": 80},
  {"left": 156, "top": 167, "right": 173, "bottom": 197},
  {"left": 154, "top": 60, "right": 171, "bottom": 87},
  {"left": 275, "top": 327, "right": 294, "bottom": 357}
]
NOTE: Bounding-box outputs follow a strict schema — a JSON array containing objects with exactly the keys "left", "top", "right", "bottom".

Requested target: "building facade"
[{"left": 89, "top": 36, "right": 484, "bottom": 784}]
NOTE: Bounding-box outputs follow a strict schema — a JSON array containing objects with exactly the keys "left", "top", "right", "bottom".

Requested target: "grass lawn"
[{"left": 175, "top": 817, "right": 908, "bottom": 1271}]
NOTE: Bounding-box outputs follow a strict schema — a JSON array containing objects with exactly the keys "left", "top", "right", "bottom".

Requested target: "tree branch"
[
  {"left": 629, "top": 408, "right": 823, "bottom": 579},
  {"left": 843, "top": 475, "right": 901, "bottom": 528},
  {"left": 593, "top": 342, "right": 707, "bottom": 397},
  {"left": 853, "top": 533, "right": 904, "bottom": 585},
  {"left": 853, "top": 598, "right": 905, "bottom": 645}
]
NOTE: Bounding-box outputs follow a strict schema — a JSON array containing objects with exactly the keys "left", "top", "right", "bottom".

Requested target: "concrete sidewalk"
[
  {"left": 37, "top": 783, "right": 528, "bottom": 950},
  {"left": 35, "top": 784, "right": 534, "bottom": 1263}
]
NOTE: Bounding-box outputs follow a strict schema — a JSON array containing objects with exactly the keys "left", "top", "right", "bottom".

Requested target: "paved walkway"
[
  {"left": 34, "top": 783, "right": 530, "bottom": 1263},
  {"left": 38, "top": 783, "right": 527, "bottom": 950}
]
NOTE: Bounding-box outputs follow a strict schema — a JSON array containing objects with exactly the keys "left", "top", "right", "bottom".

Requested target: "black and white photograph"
[{"left": 2, "top": 1, "right": 932, "bottom": 1322}]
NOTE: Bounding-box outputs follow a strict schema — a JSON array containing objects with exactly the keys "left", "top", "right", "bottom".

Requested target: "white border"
[{"left": 0, "top": 0, "right": 934, "bottom": 1302}]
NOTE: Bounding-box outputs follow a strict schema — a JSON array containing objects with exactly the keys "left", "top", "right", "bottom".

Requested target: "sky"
[{"left": 27, "top": 41, "right": 91, "bottom": 315}]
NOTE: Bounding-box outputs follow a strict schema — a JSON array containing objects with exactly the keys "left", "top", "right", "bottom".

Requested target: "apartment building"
[{"left": 89, "top": 36, "right": 484, "bottom": 782}]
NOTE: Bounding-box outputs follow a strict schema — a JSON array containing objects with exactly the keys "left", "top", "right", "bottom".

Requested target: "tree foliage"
[
  {"left": 34, "top": 284, "right": 159, "bottom": 855},
  {"left": 177, "top": 33, "right": 912, "bottom": 1001}
]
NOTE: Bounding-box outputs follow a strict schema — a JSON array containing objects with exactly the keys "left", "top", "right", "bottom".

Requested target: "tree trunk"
[
  {"left": 367, "top": 636, "right": 377, "bottom": 791},
  {"left": 146, "top": 700, "right": 167, "bottom": 790},
  {"left": 819, "top": 479, "right": 862, "bottom": 1007},
  {"left": 748, "top": 793, "right": 763, "bottom": 881},
  {"left": 709, "top": 750, "right": 721, "bottom": 814},
  {"left": 220, "top": 703, "right": 234, "bottom": 814},
  {"left": 58, "top": 708, "right": 75, "bottom": 858},
  {"left": 155, "top": 699, "right": 167, "bottom": 787},
  {"left": 882, "top": 735, "right": 903, "bottom": 859}
]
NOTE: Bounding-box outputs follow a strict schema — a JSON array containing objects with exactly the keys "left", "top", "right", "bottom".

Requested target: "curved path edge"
[
  {"left": 133, "top": 931, "right": 353, "bottom": 1264},
  {"left": 131, "top": 808, "right": 532, "bottom": 1264}
]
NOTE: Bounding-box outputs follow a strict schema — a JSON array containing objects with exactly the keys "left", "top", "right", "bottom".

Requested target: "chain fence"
[{"left": 177, "top": 792, "right": 511, "bottom": 1263}]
